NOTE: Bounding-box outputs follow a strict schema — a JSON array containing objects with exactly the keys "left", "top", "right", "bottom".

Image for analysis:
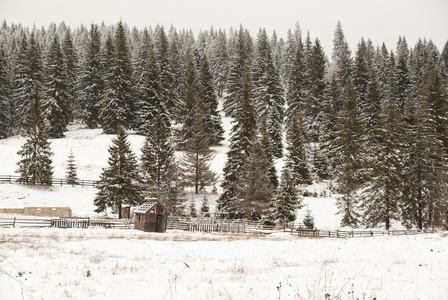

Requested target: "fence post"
[
  {"left": 336, "top": 229, "right": 339, "bottom": 238},
  {"left": 13, "top": 217, "right": 16, "bottom": 228}
]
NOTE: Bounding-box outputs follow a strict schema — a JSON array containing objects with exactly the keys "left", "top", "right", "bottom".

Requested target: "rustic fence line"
[
  {"left": 0, "top": 175, "right": 98, "bottom": 187},
  {"left": 0, "top": 217, "right": 132, "bottom": 229},
  {"left": 0, "top": 216, "right": 437, "bottom": 237},
  {"left": 292, "top": 228, "right": 435, "bottom": 238}
]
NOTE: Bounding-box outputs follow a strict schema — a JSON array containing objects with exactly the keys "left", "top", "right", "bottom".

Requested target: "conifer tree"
[
  {"left": 306, "top": 38, "right": 327, "bottom": 142},
  {"left": 274, "top": 168, "right": 301, "bottom": 224},
  {"left": 285, "top": 113, "right": 312, "bottom": 186},
  {"left": 332, "top": 77, "right": 365, "bottom": 227},
  {"left": 218, "top": 67, "right": 257, "bottom": 217},
  {"left": 223, "top": 26, "right": 251, "bottom": 118},
  {"left": 179, "top": 103, "right": 217, "bottom": 194},
  {"left": 198, "top": 54, "right": 224, "bottom": 144},
  {"left": 200, "top": 195, "right": 211, "bottom": 217},
  {"left": 285, "top": 37, "right": 307, "bottom": 127},
  {"left": 65, "top": 150, "right": 78, "bottom": 185},
  {"left": 209, "top": 29, "right": 229, "bottom": 98},
  {"left": 140, "top": 112, "right": 176, "bottom": 198},
  {"left": 100, "top": 21, "right": 135, "bottom": 134},
  {"left": 189, "top": 199, "right": 198, "bottom": 217},
  {"left": 258, "top": 116, "right": 278, "bottom": 188},
  {"left": 17, "top": 86, "right": 53, "bottom": 185},
  {"left": 78, "top": 24, "right": 104, "bottom": 128},
  {"left": 395, "top": 37, "right": 411, "bottom": 113},
  {"left": 62, "top": 28, "right": 78, "bottom": 120},
  {"left": 134, "top": 29, "right": 165, "bottom": 133},
  {"left": 94, "top": 126, "right": 142, "bottom": 219},
  {"left": 234, "top": 137, "right": 273, "bottom": 220},
  {"left": 155, "top": 26, "right": 177, "bottom": 118},
  {"left": 43, "top": 35, "right": 70, "bottom": 138},
  {"left": 303, "top": 208, "right": 315, "bottom": 229},
  {"left": 361, "top": 88, "right": 402, "bottom": 229},
  {"left": 12, "top": 34, "right": 33, "bottom": 132},
  {"left": 332, "top": 21, "right": 352, "bottom": 87},
  {"left": 0, "top": 45, "right": 10, "bottom": 139},
  {"left": 253, "top": 28, "right": 284, "bottom": 158}
]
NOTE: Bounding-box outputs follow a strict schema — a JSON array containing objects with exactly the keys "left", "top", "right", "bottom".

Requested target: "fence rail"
[
  {"left": 292, "top": 228, "right": 435, "bottom": 238},
  {"left": 0, "top": 175, "right": 98, "bottom": 187}
]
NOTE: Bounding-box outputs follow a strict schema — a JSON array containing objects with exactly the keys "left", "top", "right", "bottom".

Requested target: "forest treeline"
[{"left": 0, "top": 20, "right": 447, "bottom": 229}]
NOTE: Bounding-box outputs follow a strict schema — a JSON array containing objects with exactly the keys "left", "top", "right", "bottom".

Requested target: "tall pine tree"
[
  {"left": 17, "top": 86, "right": 53, "bottom": 185},
  {"left": 95, "top": 126, "right": 142, "bottom": 219}
]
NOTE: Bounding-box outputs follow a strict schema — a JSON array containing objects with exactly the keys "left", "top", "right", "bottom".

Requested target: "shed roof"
[{"left": 134, "top": 200, "right": 168, "bottom": 214}]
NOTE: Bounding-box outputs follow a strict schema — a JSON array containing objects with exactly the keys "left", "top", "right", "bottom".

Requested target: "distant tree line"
[{"left": 2, "top": 20, "right": 448, "bottom": 229}]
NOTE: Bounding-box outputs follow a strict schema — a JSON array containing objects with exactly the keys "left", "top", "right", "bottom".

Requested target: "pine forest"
[{"left": 1, "top": 20, "right": 448, "bottom": 230}]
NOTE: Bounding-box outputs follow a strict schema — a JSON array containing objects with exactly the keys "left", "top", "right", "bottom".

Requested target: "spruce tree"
[
  {"left": 303, "top": 208, "right": 315, "bottom": 229},
  {"left": 332, "top": 77, "right": 365, "bottom": 227},
  {"left": 78, "top": 24, "right": 104, "bottom": 128},
  {"left": 43, "top": 35, "right": 70, "bottom": 138},
  {"left": 65, "top": 150, "right": 78, "bottom": 185},
  {"left": 94, "top": 126, "right": 142, "bottom": 219},
  {"left": 234, "top": 137, "right": 273, "bottom": 220},
  {"left": 209, "top": 29, "right": 229, "bottom": 98},
  {"left": 0, "top": 45, "right": 10, "bottom": 139},
  {"left": 223, "top": 26, "right": 251, "bottom": 118},
  {"left": 179, "top": 103, "right": 217, "bottom": 194},
  {"left": 134, "top": 29, "right": 165, "bottom": 133},
  {"left": 285, "top": 37, "right": 307, "bottom": 127},
  {"left": 100, "top": 21, "right": 135, "bottom": 134},
  {"left": 155, "top": 26, "right": 177, "bottom": 118},
  {"left": 361, "top": 88, "right": 402, "bottom": 229},
  {"left": 253, "top": 28, "right": 284, "bottom": 158},
  {"left": 140, "top": 112, "right": 176, "bottom": 198},
  {"left": 274, "top": 168, "right": 301, "bottom": 225},
  {"left": 62, "top": 28, "right": 78, "bottom": 121},
  {"left": 258, "top": 116, "right": 278, "bottom": 188},
  {"left": 11, "top": 34, "right": 33, "bottom": 132},
  {"left": 218, "top": 67, "right": 257, "bottom": 217},
  {"left": 198, "top": 54, "right": 224, "bottom": 145},
  {"left": 285, "top": 113, "right": 312, "bottom": 186},
  {"left": 17, "top": 86, "right": 53, "bottom": 185},
  {"left": 200, "top": 194, "right": 211, "bottom": 217}
]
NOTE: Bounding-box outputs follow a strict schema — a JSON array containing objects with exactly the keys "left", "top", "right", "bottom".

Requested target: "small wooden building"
[{"left": 134, "top": 200, "right": 169, "bottom": 232}]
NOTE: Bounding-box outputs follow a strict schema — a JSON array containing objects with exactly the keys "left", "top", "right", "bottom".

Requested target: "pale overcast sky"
[{"left": 1, "top": 0, "right": 447, "bottom": 56}]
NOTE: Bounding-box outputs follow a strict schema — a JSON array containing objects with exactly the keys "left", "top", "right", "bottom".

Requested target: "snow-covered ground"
[
  {"left": 1, "top": 228, "right": 447, "bottom": 299},
  {"left": 1, "top": 123, "right": 447, "bottom": 299}
]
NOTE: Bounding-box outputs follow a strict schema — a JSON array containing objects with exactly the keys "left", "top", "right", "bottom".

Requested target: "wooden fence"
[
  {"left": 0, "top": 175, "right": 98, "bottom": 187},
  {"left": 292, "top": 228, "right": 435, "bottom": 238},
  {"left": 0, "top": 217, "right": 132, "bottom": 229}
]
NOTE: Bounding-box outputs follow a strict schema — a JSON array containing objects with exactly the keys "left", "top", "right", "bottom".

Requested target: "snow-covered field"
[
  {"left": 1, "top": 228, "right": 447, "bottom": 300},
  {"left": 1, "top": 124, "right": 447, "bottom": 299}
]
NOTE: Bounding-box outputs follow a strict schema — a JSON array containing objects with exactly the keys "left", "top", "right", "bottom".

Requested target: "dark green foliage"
[
  {"left": 200, "top": 195, "right": 211, "bottom": 217},
  {"left": 140, "top": 112, "right": 176, "bottom": 198},
  {"left": 259, "top": 116, "right": 278, "bottom": 188},
  {"left": 44, "top": 35, "right": 70, "bottom": 138},
  {"left": 223, "top": 26, "right": 251, "bottom": 118},
  {"left": 94, "top": 126, "right": 142, "bottom": 219},
  {"left": 179, "top": 103, "right": 217, "bottom": 194},
  {"left": 100, "top": 21, "right": 135, "bottom": 134},
  {"left": 253, "top": 28, "right": 284, "bottom": 158},
  {"left": 189, "top": 200, "right": 198, "bottom": 217},
  {"left": 285, "top": 38, "right": 307, "bottom": 127},
  {"left": 198, "top": 54, "right": 224, "bottom": 145},
  {"left": 65, "top": 150, "right": 78, "bottom": 185},
  {"left": 303, "top": 208, "right": 315, "bottom": 229},
  {"left": 0, "top": 45, "right": 10, "bottom": 138},
  {"left": 78, "top": 24, "right": 104, "bottom": 128},
  {"left": 218, "top": 68, "right": 257, "bottom": 217},
  {"left": 285, "top": 114, "right": 312, "bottom": 186},
  {"left": 361, "top": 89, "right": 402, "bottom": 229},
  {"left": 62, "top": 28, "right": 78, "bottom": 121},
  {"left": 16, "top": 87, "right": 53, "bottom": 185},
  {"left": 332, "top": 77, "right": 365, "bottom": 227},
  {"left": 234, "top": 138, "right": 273, "bottom": 220},
  {"left": 274, "top": 168, "right": 301, "bottom": 224},
  {"left": 134, "top": 29, "right": 165, "bottom": 133}
]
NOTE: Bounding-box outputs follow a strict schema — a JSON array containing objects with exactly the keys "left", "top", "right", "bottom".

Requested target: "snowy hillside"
[{"left": 1, "top": 121, "right": 342, "bottom": 228}]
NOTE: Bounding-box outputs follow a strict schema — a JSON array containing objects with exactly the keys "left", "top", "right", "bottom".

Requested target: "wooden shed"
[{"left": 134, "top": 200, "right": 169, "bottom": 232}]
